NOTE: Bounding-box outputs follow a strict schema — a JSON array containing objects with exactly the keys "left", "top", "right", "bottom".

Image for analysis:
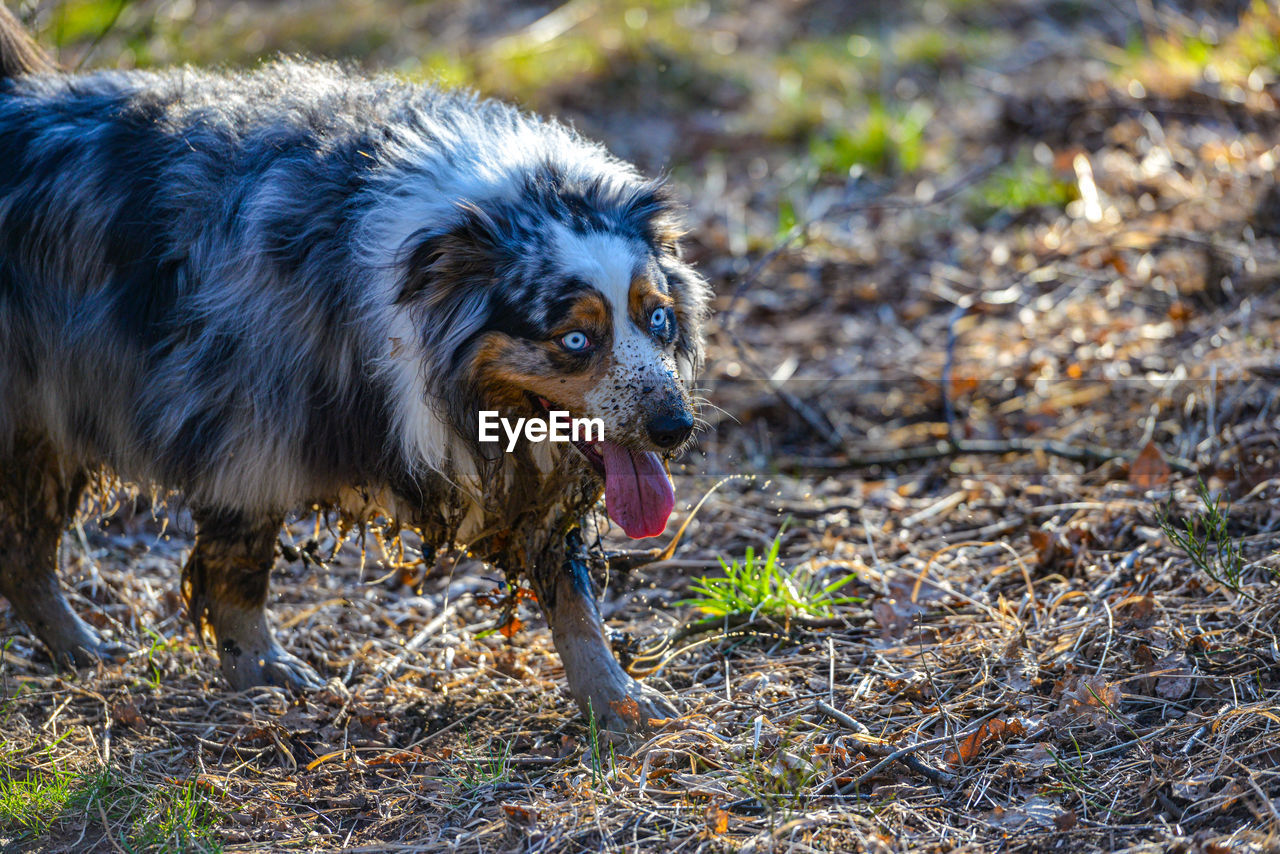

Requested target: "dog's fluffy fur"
[{"left": 0, "top": 5, "right": 707, "bottom": 732}]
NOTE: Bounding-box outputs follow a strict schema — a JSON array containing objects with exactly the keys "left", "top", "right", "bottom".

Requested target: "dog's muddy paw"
[
  {"left": 221, "top": 643, "right": 324, "bottom": 693},
  {"left": 262, "top": 652, "right": 326, "bottom": 692},
  {"left": 591, "top": 676, "right": 680, "bottom": 734},
  {"left": 85, "top": 639, "right": 135, "bottom": 665},
  {"left": 49, "top": 624, "right": 134, "bottom": 669}
]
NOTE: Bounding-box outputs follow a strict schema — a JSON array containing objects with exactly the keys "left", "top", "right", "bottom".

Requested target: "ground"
[{"left": 3, "top": 0, "right": 1280, "bottom": 851}]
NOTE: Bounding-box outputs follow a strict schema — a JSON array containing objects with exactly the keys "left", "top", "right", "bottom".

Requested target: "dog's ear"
[
  {"left": 397, "top": 204, "right": 510, "bottom": 375},
  {"left": 618, "top": 180, "right": 686, "bottom": 257},
  {"left": 398, "top": 203, "right": 503, "bottom": 307}
]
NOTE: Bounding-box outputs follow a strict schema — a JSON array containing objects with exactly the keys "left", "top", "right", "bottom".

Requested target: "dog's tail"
[{"left": 0, "top": 4, "right": 53, "bottom": 80}]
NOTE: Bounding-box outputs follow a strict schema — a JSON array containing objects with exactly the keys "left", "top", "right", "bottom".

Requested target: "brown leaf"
[
  {"left": 1028, "top": 526, "right": 1088, "bottom": 573},
  {"left": 1028, "top": 530, "right": 1055, "bottom": 565},
  {"left": 367, "top": 750, "right": 423, "bottom": 766},
  {"left": 944, "top": 718, "right": 1026, "bottom": 766},
  {"left": 111, "top": 698, "right": 144, "bottom": 731},
  {"left": 502, "top": 803, "right": 537, "bottom": 826},
  {"left": 1053, "top": 809, "right": 1078, "bottom": 830},
  {"left": 1154, "top": 653, "right": 1194, "bottom": 700},
  {"left": 1116, "top": 593, "right": 1155, "bottom": 622},
  {"left": 1060, "top": 675, "right": 1123, "bottom": 723},
  {"left": 1129, "top": 441, "right": 1171, "bottom": 490}
]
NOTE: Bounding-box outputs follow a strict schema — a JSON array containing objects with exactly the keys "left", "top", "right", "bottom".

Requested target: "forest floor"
[{"left": 3, "top": 0, "right": 1280, "bottom": 851}]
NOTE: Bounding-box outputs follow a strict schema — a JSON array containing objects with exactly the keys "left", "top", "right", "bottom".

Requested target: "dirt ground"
[{"left": 3, "top": 1, "right": 1280, "bottom": 851}]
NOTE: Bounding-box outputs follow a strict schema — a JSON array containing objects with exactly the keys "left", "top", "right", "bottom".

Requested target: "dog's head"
[{"left": 398, "top": 169, "right": 709, "bottom": 538}]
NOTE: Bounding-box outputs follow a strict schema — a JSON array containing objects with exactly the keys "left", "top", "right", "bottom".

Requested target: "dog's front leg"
[
  {"left": 531, "top": 533, "right": 677, "bottom": 733},
  {"left": 182, "top": 509, "right": 324, "bottom": 692}
]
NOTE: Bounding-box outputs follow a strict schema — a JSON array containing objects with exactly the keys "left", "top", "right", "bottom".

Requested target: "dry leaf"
[
  {"left": 1116, "top": 593, "right": 1155, "bottom": 622},
  {"left": 945, "top": 718, "right": 1026, "bottom": 766},
  {"left": 367, "top": 750, "right": 423, "bottom": 766},
  {"left": 1129, "top": 441, "right": 1171, "bottom": 490},
  {"left": 502, "top": 803, "right": 537, "bottom": 826},
  {"left": 1028, "top": 529, "right": 1056, "bottom": 565},
  {"left": 1154, "top": 653, "right": 1194, "bottom": 700},
  {"left": 704, "top": 806, "right": 729, "bottom": 835},
  {"left": 111, "top": 698, "right": 144, "bottom": 731}
]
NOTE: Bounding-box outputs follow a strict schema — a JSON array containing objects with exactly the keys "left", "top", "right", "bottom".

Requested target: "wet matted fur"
[{"left": 0, "top": 5, "right": 709, "bottom": 733}]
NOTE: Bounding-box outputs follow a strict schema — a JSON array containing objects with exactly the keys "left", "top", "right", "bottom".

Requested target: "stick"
[
  {"left": 815, "top": 700, "right": 956, "bottom": 786},
  {"left": 779, "top": 437, "right": 1197, "bottom": 475}
]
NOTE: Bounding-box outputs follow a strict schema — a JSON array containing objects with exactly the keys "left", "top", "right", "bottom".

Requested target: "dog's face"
[
  {"left": 400, "top": 178, "right": 708, "bottom": 537},
  {"left": 473, "top": 229, "right": 695, "bottom": 451}
]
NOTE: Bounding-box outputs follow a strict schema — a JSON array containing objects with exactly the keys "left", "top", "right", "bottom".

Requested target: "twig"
[
  {"left": 670, "top": 614, "right": 855, "bottom": 646},
  {"left": 73, "top": 0, "right": 131, "bottom": 71},
  {"left": 815, "top": 699, "right": 869, "bottom": 734},
  {"left": 815, "top": 700, "right": 957, "bottom": 786},
  {"left": 779, "top": 437, "right": 1197, "bottom": 474},
  {"left": 725, "top": 330, "right": 846, "bottom": 449},
  {"left": 843, "top": 735, "right": 958, "bottom": 790},
  {"left": 1227, "top": 755, "right": 1280, "bottom": 830},
  {"left": 97, "top": 797, "right": 128, "bottom": 854}
]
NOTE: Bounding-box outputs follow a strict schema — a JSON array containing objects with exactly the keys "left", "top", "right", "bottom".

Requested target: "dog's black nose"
[{"left": 646, "top": 412, "right": 694, "bottom": 449}]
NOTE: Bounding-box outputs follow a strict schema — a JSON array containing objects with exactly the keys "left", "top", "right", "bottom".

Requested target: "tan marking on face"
[
  {"left": 554, "top": 292, "right": 610, "bottom": 338},
  {"left": 471, "top": 331, "right": 613, "bottom": 413},
  {"left": 627, "top": 276, "right": 673, "bottom": 328}
]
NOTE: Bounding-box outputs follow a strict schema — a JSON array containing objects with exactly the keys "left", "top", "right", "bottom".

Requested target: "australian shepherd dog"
[{"left": 0, "top": 5, "right": 707, "bottom": 733}]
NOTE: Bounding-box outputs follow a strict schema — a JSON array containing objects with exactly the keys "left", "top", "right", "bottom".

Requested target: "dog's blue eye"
[
  {"left": 561, "top": 331, "right": 591, "bottom": 352},
  {"left": 649, "top": 307, "right": 669, "bottom": 334}
]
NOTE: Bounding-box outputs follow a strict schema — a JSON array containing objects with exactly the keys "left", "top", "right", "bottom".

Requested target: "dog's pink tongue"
[{"left": 601, "top": 442, "right": 675, "bottom": 539}]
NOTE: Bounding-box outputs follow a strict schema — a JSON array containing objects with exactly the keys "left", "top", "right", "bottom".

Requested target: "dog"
[{"left": 0, "top": 5, "right": 708, "bottom": 733}]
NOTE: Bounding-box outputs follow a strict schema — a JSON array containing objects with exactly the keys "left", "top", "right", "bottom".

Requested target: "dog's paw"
[
  {"left": 49, "top": 622, "right": 134, "bottom": 669},
  {"left": 260, "top": 651, "right": 326, "bottom": 692},
  {"left": 589, "top": 675, "right": 680, "bottom": 734},
  {"left": 220, "top": 641, "right": 324, "bottom": 693}
]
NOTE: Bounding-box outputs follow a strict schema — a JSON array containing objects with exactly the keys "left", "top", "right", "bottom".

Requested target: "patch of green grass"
[
  {"left": 810, "top": 99, "right": 930, "bottom": 176},
  {"left": 0, "top": 765, "right": 85, "bottom": 836},
  {"left": 965, "top": 152, "right": 1077, "bottom": 224},
  {"left": 730, "top": 720, "right": 822, "bottom": 830},
  {"left": 407, "top": 0, "right": 737, "bottom": 110},
  {"left": 445, "top": 736, "right": 513, "bottom": 790},
  {"left": 1117, "top": 0, "right": 1280, "bottom": 90},
  {"left": 0, "top": 764, "right": 221, "bottom": 852},
  {"left": 893, "top": 27, "right": 950, "bottom": 69},
  {"left": 585, "top": 700, "right": 617, "bottom": 790},
  {"left": 1156, "top": 479, "right": 1267, "bottom": 594},
  {"left": 46, "top": 0, "right": 129, "bottom": 48},
  {"left": 682, "top": 528, "right": 860, "bottom": 620}
]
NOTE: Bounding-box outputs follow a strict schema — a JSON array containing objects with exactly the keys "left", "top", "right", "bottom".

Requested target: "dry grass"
[{"left": 5, "top": 1, "right": 1280, "bottom": 851}]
